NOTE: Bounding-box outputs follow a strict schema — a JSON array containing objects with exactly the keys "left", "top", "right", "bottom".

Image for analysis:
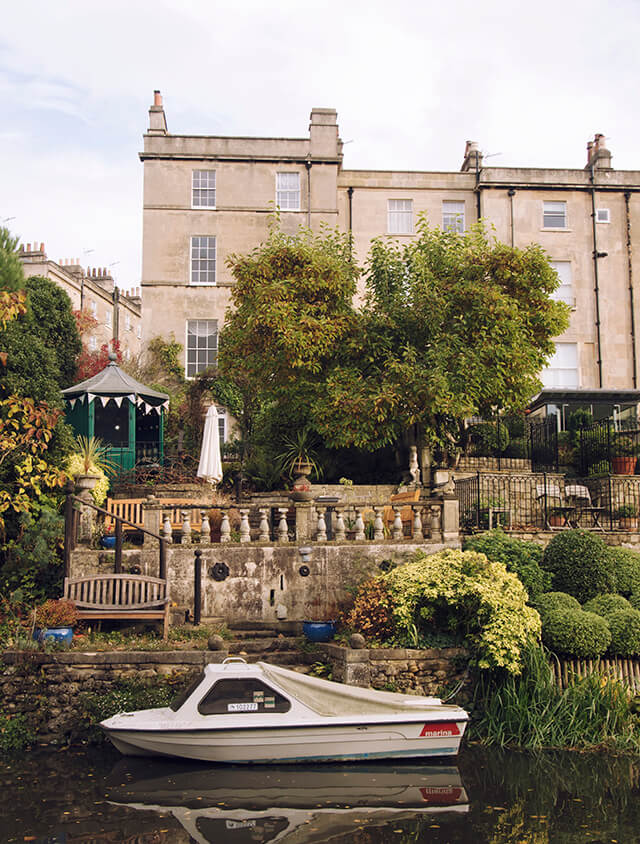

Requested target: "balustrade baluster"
[
  {"left": 200, "top": 512, "right": 210, "bottom": 543},
  {"left": 316, "top": 507, "right": 327, "bottom": 541},
  {"left": 373, "top": 506, "right": 385, "bottom": 541},
  {"left": 412, "top": 504, "right": 424, "bottom": 540},
  {"left": 277, "top": 507, "right": 289, "bottom": 543},
  {"left": 239, "top": 508, "right": 251, "bottom": 543},
  {"left": 334, "top": 507, "right": 346, "bottom": 542},
  {"left": 354, "top": 508, "right": 365, "bottom": 541},
  {"left": 258, "top": 508, "right": 270, "bottom": 541},
  {"left": 392, "top": 506, "right": 403, "bottom": 541},
  {"left": 180, "top": 509, "right": 191, "bottom": 544},
  {"left": 220, "top": 511, "right": 231, "bottom": 543},
  {"left": 162, "top": 514, "right": 172, "bottom": 542}
]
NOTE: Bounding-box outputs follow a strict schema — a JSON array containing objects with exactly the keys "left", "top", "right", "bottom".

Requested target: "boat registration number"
[{"left": 228, "top": 702, "right": 259, "bottom": 712}]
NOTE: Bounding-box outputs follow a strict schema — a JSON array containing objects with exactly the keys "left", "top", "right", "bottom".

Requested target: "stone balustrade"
[{"left": 140, "top": 496, "right": 459, "bottom": 547}]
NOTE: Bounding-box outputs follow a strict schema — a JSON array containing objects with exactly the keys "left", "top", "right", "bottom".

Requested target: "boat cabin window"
[
  {"left": 198, "top": 678, "right": 291, "bottom": 715},
  {"left": 169, "top": 670, "right": 206, "bottom": 712}
]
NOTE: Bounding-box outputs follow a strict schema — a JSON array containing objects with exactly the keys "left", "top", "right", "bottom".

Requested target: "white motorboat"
[{"left": 101, "top": 658, "right": 468, "bottom": 763}]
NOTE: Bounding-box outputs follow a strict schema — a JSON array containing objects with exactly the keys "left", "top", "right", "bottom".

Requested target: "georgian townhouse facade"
[{"left": 140, "top": 91, "right": 640, "bottom": 431}]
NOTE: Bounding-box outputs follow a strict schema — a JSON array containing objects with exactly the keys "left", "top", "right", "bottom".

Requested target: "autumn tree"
[
  {"left": 219, "top": 223, "right": 357, "bottom": 457},
  {"left": 312, "top": 218, "right": 570, "bottom": 472}
]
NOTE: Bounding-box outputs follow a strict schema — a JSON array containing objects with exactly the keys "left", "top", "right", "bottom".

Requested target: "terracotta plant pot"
[
  {"left": 619, "top": 517, "right": 638, "bottom": 531},
  {"left": 290, "top": 461, "right": 314, "bottom": 502},
  {"left": 612, "top": 456, "right": 637, "bottom": 475}
]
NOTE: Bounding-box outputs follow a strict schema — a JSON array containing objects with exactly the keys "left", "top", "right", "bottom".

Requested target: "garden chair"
[
  {"left": 564, "top": 484, "right": 605, "bottom": 530},
  {"left": 535, "top": 483, "right": 575, "bottom": 529}
]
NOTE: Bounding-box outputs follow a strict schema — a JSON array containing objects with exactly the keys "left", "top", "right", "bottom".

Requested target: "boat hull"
[{"left": 105, "top": 719, "right": 467, "bottom": 763}]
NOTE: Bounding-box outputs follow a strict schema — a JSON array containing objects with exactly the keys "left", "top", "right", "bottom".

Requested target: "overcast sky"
[{"left": 2, "top": 0, "right": 639, "bottom": 289}]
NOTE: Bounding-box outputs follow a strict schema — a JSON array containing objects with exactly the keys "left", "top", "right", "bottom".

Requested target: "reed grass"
[{"left": 471, "top": 643, "right": 640, "bottom": 752}]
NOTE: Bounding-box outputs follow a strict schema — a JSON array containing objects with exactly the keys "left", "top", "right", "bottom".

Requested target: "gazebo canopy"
[{"left": 62, "top": 355, "right": 169, "bottom": 407}]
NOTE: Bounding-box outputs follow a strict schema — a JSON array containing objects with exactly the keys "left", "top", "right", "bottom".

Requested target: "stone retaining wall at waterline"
[{"left": 0, "top": 646, "right": 470, "bottom": 745}]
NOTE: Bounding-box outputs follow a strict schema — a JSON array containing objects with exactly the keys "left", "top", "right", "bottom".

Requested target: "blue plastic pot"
[
  {"left": 100, "top": 535, "right": 116, "bottom": 549},
  {"left": 33, "top": 627, "right": 74, "bottom": 646},
  {"left": 303, "top": 621, "right": 336, "bottom": 643}
]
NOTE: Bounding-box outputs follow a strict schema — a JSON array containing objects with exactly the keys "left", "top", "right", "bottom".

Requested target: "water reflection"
[
  {"left": 106, "top": 759, "right": 468, "bottom": 843},
  {"left": 1, "top": 746, "right": 639, "bottom": 843}
]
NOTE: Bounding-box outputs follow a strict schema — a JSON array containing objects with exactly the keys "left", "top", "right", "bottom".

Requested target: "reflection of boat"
[
  {"left": 101, "top": 659, "right": 468, "bottom": 763},
  {"left": 107, "top": 759, "right": 469, "bottom": 844}
]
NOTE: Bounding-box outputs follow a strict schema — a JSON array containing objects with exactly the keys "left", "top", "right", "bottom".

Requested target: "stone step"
[
  {"left": 228, "top": 637, "right": 299, "bottom": 654},
  {"left": 227, "top": 629, "right": 281, "bottom": 640},
  {"left": 236, "top": 651, "right": 306, "bottom": 666}
]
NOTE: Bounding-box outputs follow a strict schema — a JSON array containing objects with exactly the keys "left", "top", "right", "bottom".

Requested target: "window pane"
[
  {"left": 191, "top": 236, "right": 216, "bottom": 284},
  {"left": 543, "top": 201, "right": 566, "bottom": 227},
  {"left": 388, "top": 199, "right": 413, "bottom": 234},
  {"left": 186, "top": 319, "right": 218, "bottom": 376},
  {"left": 442, "top": 201, "right": 465, "bottom": 233},
  {"left": 192, "top": 170, "right": 216, "bottom": 207},
  {"left": 276, "top": 172, "right": 300, "bottom": 210},
  {"left": 198, "top": 679, "right": 291, "bottom": 715}
]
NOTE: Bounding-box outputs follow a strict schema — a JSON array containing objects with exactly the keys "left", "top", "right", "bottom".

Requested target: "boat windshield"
[{"left": 170, "top": 670, "right": 205, "bottom": 712}]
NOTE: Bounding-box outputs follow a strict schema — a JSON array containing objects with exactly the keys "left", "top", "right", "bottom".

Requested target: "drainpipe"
[
  {"left": 589, "top": 164, "right": 604, "bottom": 388},
  {"left": 347, "top": 186, "right": 354, "bottom": 263},
  {"left": 625, "top": 191, "right": 637, "bottom": 388},
  {"left": 113, "top": 286, "right": 120, "bottom": 345},
  {"left": 508, "top": 188, "right": 516, "bottom": 247},
  {"left": 305, "top": 159, "right": 312, "bottom": 228},
  {"left": 475, "top": 151, "right": 482, "bottom": 221}
]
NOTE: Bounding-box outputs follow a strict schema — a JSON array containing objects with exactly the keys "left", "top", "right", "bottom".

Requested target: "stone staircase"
[{"left": 212, "top": 622, "right": 317, "bottom": 673}]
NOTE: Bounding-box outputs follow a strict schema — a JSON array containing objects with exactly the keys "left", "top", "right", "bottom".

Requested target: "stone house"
[{"left": 140, "top": 91, "right": 640, "bottom": 435}]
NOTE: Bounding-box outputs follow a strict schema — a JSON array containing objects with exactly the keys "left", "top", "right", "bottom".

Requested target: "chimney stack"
[
  {"left": 461, "top": 141, "right": 483, "bottom": 172},
  {"left": 585, "top": 133, "right": 612, "bottom": 170},
  {"left": 148, "top": 89, "right": 168, "bottom": 135}
]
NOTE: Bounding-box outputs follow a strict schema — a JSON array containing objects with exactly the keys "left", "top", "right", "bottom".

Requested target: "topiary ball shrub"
[
  {"left": 541, "top": 608, "right": 611, "bottom": 659},
  {"left": 542, "top": 530, "right": 616, "bottom": 603},
  {"left": 583, "top": 593, "right": 632, "bottom": 618},
  {"left": 463, "top": 529, "right": 551, "bottom": 601},
  {"left": 630, "top": 593, "right": 640, "bottom": 611},
  {"left": 534, "top": 591, "right": 581, "bottom": 620},
  {"left": 607, "top": 608, "right": 640, "bottom": 656},
  {"left": 607, "top": 546, "right": 640, "bottom": 597}
]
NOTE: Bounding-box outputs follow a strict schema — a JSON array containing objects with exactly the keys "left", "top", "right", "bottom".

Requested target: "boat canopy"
[{"left": 260, "top": 663, "right": 444, "bottom": 717}]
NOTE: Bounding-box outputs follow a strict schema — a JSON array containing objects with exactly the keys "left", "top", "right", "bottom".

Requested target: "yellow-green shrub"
[
  {"left": 383, "top": 549, "right": 541, "bottom": 674},
  {"left": 66, "top": 454, "right": 109, "bottom": 506}
]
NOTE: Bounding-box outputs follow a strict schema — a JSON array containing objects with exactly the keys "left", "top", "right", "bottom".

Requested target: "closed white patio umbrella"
[{"left": 197, "top": 405, "right": 223, "bottom": 484}]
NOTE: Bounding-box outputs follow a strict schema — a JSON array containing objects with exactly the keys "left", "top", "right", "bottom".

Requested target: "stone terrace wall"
[
  {"left": 0, "top": 651, "right": 221, "bottom": 744},
  {"left": 318, "top": 644, "right": 473, "bottom": 703}
]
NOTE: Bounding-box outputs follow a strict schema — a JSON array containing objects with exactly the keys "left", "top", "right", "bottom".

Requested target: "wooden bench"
[
  {"left": 64, "top": 574, "right": 170, "bottom": 639},
  {"left": 384, "top": 489, "right": 421, "bottom": 537},
  {"left": 105, "top": 497, "right": 210, "bottom": 535}
]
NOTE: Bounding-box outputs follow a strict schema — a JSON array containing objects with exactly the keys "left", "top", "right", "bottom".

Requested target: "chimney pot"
[
  {"left": 40, "top": 243, "right": 44, "bottom": 252},
  {"left": 26, "top": 243, "right": 31, "bottom": 252},
  {"left": 154, "top": 90, "right": 162, "bottom": 107}
]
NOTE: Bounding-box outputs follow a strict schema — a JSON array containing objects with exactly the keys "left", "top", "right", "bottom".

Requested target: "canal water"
[{"left": 1, "top": 745, "right": 639, "bottom": 843}]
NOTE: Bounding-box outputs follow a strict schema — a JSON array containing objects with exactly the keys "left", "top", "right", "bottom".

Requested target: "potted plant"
[
  {"left": 277, "top": 429, "right": 321, "bottom": 502},
  {"left": 612, "top": 436, "right": 638, "bottom": 475},
  {"left": 548, "top": 506, "right": 567, "bottom": 528},
  {"left": 100, "top": 522, "right": 116, "bottom": 548},
  {"left": 67, "top": 435, "right": 115, "bottom": 505},
  {"left": 32, "top": 599, "right": 79, "bottom": 646},
  {"left": 615, "top": 503, "right": 639, "bottom": 530}
]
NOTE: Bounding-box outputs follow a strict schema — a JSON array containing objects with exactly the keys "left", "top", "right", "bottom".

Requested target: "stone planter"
[
  {"left": 290, "top": 461, "right": 314, "bottom": 502},
  {"left": 74, "top": 474, "right": 99, "bottom": 499}
]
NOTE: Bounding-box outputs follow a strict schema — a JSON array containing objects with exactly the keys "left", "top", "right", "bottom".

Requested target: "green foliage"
[
  {"left": 344, "top": 578, "right": 396, "bottom": 642},
  {"left": 383, "top": 549, "right": 541, "bottom": 673},
  {"left": 0, "top": 505, "right": 65, "bottom": 602},
  {"left": 462, "top": 530, "right": 551, "bottom": 601},
  {"left": 541, "top": 608, "right": 611, "bottom": 658},
  {"left": 0, "top": 228, "right": 25, "bottom": 293},
  {"left": 583, "top": 593, "right": 632, "bottom": 617},
  {"left": 0, "top": 713, "right": 35, "bottom": 755},
  {"left": 76, "top": 676, "right": 187, "bottom": 743},
  {"left": 467, "top": 421, "right": 509, "bottom": 456},
  {"left": 542, "top": 529, "right": 616, "bottom": 603},
  {"left": 630, "top": 592, "right": 640, "bottom": 611},
  {"left": 472, "top": 642, "right": 640, "bottom": 751},
  {"left": 314, "top": 218, "right": 569, "bottom": 456},
  {"left": 533, "top": 591, "right": 581, "bottom": 619},
  {"left": 24, "top": 276, "right": 82, "bottom": 388},
  {"left": 66, "top": 454, "right": 110, "bottom": 506},
  {"left": 608, "top": 546, "right": 640, "bottom": 597},
  {"left": 607, "top": 608, "right": 640, "bottom": 656}
]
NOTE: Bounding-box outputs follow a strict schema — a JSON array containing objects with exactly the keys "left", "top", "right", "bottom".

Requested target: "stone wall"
[
  {"left": 318, "top": 643, "right": 473, "bottom": 703},
  {"left": 0, "top": 651, "right": 222, "bottom": 744},
  {"left": 70, "top": 539, "right": 458, "bottom": 624}
]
